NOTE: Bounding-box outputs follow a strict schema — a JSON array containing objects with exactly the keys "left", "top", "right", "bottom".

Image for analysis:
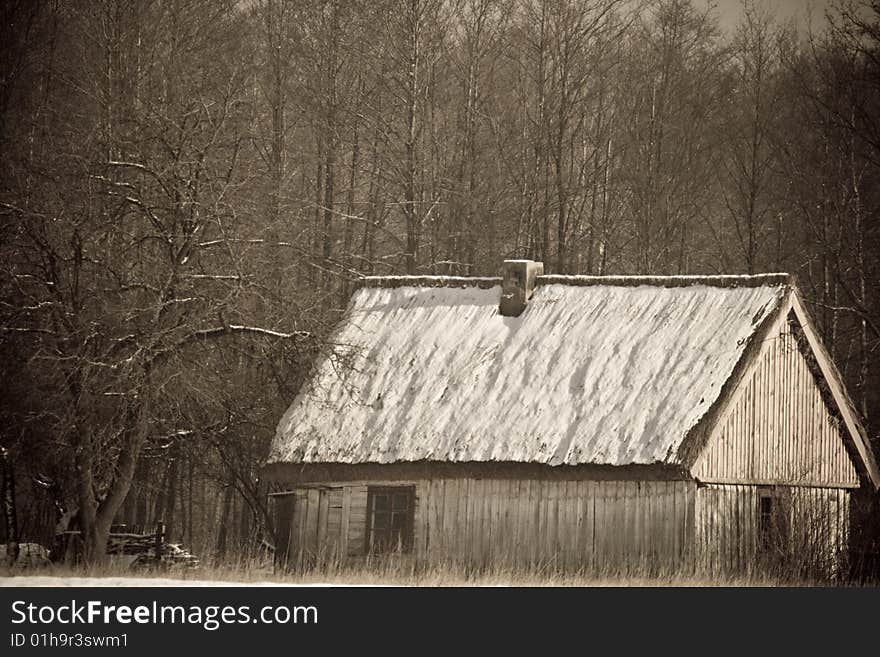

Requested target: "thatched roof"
[{"left": 269, "top": 274, "right": 790, "bottom": 468}]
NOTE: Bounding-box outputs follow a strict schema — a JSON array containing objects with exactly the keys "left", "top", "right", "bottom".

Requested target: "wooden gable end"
[{"left": 692, "top": 295, "right": 861, "bottom": 489}]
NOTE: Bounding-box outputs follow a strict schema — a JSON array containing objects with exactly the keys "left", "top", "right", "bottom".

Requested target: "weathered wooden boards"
[
  {"left": 695, "top": 484, "right": 758, "bottom": 575},
  {"left": 275, "top": 478, "right": 851, "bottom": 576},
  {"left": 276, "top": 485, "right": 367, "bottom": 570},
  {"left": 275, "top": 479, "right": 695, "bottom": 574}
]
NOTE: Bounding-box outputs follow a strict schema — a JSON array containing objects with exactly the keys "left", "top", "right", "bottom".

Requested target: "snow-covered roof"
[{"left": 269, "top": 274, "right": 791, "bottom": 467}]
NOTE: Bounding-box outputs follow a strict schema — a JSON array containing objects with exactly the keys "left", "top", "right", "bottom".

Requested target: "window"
[
  {"left": 366, "top": 486, "right": 415, "bottom": 554},
  {"left": 759, "top": 495, "right": 774, "bottom": 551}
]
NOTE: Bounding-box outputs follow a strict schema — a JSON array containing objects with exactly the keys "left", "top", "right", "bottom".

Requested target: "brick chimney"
[{"left": 499, "top": 259, "right": 544, "bottom": 317}]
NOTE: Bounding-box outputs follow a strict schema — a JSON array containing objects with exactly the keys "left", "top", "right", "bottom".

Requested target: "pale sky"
[{"left": 697, "top": 0, "right": 836, "bottom": 34}]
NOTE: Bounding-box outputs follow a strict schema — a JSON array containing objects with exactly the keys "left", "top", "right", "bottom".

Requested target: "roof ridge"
[
  {"left": 537, "top": 273, "right": 793, "bottom": 288},
  {"left": 356, "top": 272, "right": 793, "bottom": 290},
  {"left": 356, "top": 275, "right": 501, "bottom": 290}
]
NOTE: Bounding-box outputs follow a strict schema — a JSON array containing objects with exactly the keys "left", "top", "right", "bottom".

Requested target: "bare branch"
[{"left": 189, "top": 325, "right": 311, "bottom": 341}]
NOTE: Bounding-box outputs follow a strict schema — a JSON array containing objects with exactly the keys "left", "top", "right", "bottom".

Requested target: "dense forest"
[{"left": 1, "top": 0, "right": 879, "bottom": 569}]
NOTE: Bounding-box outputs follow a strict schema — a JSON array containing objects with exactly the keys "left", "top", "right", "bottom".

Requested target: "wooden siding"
[
  {"left": 274, "top": 479, "right": 695, "bottom": 573},
  {"left": 695, "top": 484, "right": 758, "bottom": 574},
  {"left": 693, "top": 308, "right": 859, "bottom": 488},
  {"left": 695, "top": 484, "right": 849, "bottom": 575}
]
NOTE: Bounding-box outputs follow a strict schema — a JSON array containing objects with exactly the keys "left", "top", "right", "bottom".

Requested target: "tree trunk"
[
  {"left": 1, "top": 447, "right": 19, "bottom": 566},
  {"left": 403, "top": 0, "right": 422, "bottom": 274},
  {"left": 215, "top": 484, "right": 234, "bottom": 561},
  {"left": 163, "top": 457, "right": 179, "bottom": 542},
  {"left": 77, "top": 396, "right": 151, "bottom": 566},
  {"left": 342, "top": 118, "right": 360, "bottom": 300}
]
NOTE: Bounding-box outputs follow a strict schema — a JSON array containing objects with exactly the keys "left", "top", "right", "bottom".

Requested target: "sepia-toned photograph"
[{"left": 1, "top": 0, "right": 879, "bottom": 604}]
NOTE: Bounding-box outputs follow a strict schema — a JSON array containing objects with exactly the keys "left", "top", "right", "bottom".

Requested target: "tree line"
[{"left": 1, "top": 0, "right": 879, "bottom": 568}]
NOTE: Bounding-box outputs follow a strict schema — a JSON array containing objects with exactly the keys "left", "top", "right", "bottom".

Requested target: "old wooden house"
[{"left": 264, "top": 260, "right": 880, "bottom": 575}]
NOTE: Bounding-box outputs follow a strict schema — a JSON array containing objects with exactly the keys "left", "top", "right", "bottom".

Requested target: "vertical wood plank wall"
[
  {"left": 695, "top": 484, "right": 850, "bottom": 575},
  {"left": 693, "top": 309, "right": 859, "bottom": 488},
  {"left": 277, "top": 479, "right": 851, "bottom": 575},
  {"left": 275, "top": 479, "right": 695, "bottom": 573},
  {"left": 695, "top": 484, "right": 758, "bottom": 574}
]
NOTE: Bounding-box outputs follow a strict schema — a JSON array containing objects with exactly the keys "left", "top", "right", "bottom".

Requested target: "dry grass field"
[{"left": 0, "top": 561, "right": 852, "bottom": 587}]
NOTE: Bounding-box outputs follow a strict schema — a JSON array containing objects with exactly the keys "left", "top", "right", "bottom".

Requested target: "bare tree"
[{"left": 718, "top": 0, "right": 791, "bottom": 274}]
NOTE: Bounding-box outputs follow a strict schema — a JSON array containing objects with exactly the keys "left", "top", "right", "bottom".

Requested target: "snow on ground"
[
  {"left": 0, "top": 573, "right": 809, "bottom": 587},
  {"left": 0, "top": 576, "right": 351, "bottom": 587}
]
